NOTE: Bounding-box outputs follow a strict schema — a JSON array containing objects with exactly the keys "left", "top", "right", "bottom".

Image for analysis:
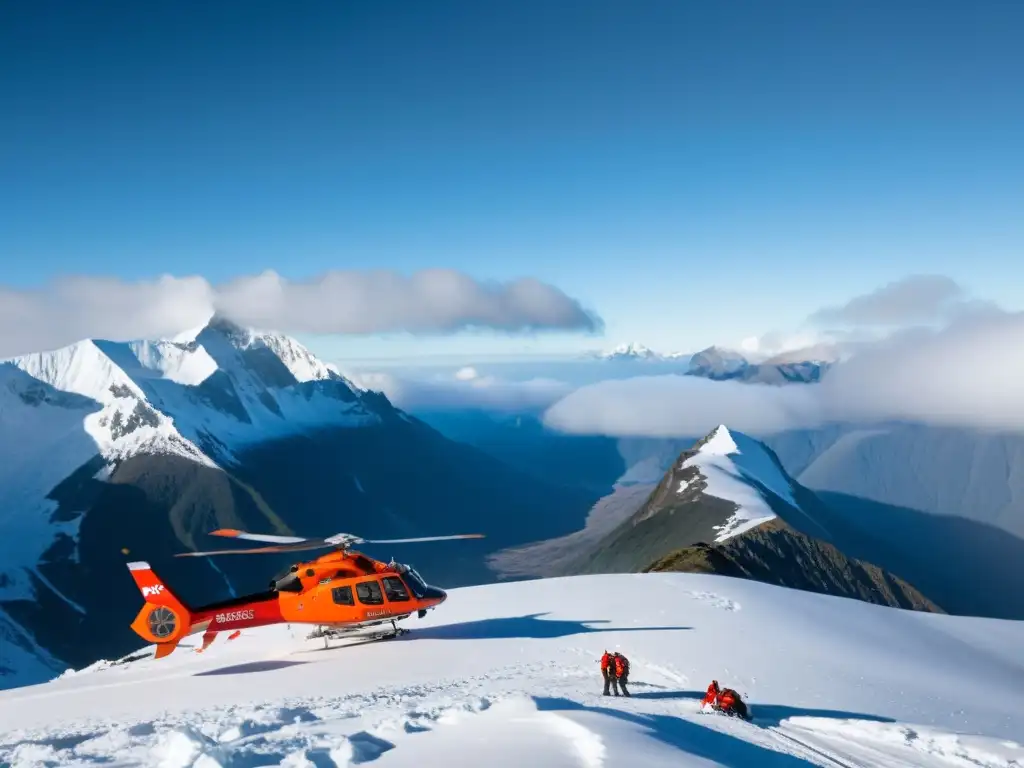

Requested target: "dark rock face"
[
  {"left": 4, "top": 416, "right": 600, "bottom": 677},
  {"left": 541, "top": 428, "right": 940, "bottom": 613},
  {"left": 644, "top": 519, "right": 941, "bottom": 613},
  {"left": 556, "top": 433, "right": 804, "bottom": 576}
]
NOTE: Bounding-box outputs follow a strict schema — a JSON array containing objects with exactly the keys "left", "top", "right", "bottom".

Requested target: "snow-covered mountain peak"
[
  {"left": 250, "top": 332, "right": 346, "bottom": 384},
  {"left": 189, "top": 315, "right": 353, "bottom": 386},
  {"left": 601, "top": 341, "right": 658, "bottom": 360},
  {"left": 687, "top": 345, "right": 749, "bottom": 377},
  {"left": 680, "top": 426, "right": 800, "bottom": 542},
  {"left": 9, "top": 339, "right": 146, "bottom": 405},
  {"left": 200, "top": 313, "right": 252, "bottom": 345},
  {"left": 3, "top": 318, "right": 385, "bottom": 475},
  {"left": 100, "top": 339, "right": 219, "bottom": 387},
  {"left": 0, "top": 319, "right": 391, "bottom": 680},
  {"left": 695, "top": 424, "right": 739, "bottom": 455}
]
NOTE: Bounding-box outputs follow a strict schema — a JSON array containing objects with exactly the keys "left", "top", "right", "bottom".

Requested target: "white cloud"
[
  {"left": 544, "top": 375, "right": 821, "bottom": 437},
  {"left": 543, "top": 282, "right": 1024, "bottom": 436},
  {"left": 812, "top": 310, "right": 1024, "bottom": 430},
  {"left": 215, "top": 269, "right": 601, "bottom": 336},
  {"left": 0, "top": 269, "right": 602, "bottom": 359},
  {"left": 0, "top": 275, "right": 215, "bottom": 358},
  {"left": 733, "top": 276, "right": 999, "bottom": 364},
  {"left": 347, "top": 368, "right": 572, "bottom": 413},
  {"left": 734, "top": 329, "right": 841, "bottom": 362},
  {"left": 808, "top": 274, "right": 981, "bottom": 328},
  {"left": 454, "top": 366, "right": 480, "bottom": 381}
]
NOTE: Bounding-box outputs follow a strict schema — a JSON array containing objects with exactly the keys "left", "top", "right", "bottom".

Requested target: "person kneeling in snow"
[{"left": 702, "top": 680, "right": 749, "bottom": 720}]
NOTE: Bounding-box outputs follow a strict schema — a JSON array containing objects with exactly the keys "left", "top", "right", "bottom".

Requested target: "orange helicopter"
[{"left": 126, "top": 528, "right": 484, "bottom": 658}]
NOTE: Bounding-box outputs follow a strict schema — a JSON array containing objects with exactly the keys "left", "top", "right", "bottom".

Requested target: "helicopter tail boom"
[{"left": 126, "top": 561, "right": 194, "bottom": 656}]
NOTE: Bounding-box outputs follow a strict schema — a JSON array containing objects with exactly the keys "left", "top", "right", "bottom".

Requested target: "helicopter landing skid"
[{"left": 307, "top": 620, "right": 409, "bottom": 649}]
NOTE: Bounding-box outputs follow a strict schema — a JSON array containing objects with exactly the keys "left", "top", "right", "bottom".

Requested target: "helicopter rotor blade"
[
  {"left": 358, "top": 534, "right": 485, "bottom": 544},
  {"left": 175, "top": 540, "right": 332, "bottom": 557},
  {"left": 209, "top": 529, "right": 311, "bottom": 544},
  {"left": 175, "top": 530, "right": 485, "bottom": 557}
]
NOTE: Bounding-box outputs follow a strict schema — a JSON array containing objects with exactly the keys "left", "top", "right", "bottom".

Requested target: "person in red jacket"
[
  {"left": 612, "top": 652, "right": 631, "bottom": 697},
  {"left": 702, "top": 679, "right": 750, "bottom": 720},
  {"left": 702, "top": 680, "right": 721, "bottom": 708},
  {"left": 600, "top": 651, "right": 613, "bottom": 695}
]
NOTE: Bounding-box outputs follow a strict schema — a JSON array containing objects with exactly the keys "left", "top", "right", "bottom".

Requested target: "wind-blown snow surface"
[
  {"left": 685, "top": 426, "right": 795, "bottom": 542},
  {"left": 2, "top": 574, "right": 1023, "bottom": 768}
]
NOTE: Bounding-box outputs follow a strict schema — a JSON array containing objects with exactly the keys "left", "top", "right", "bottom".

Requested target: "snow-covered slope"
[
  {"left": 775, "top": 423, "right": 1024, "bottom": 539},
  {"left": 680, "top": 425, "right": 791, "bottom": 542},
  {"left": 0, "top": 318, "right": 389, "bottom": 687},
  {"left": 561, "top": 425, "right": 826, "bottom": 572},
  {"left": 0, "top": 317, "right": 606, "bottom": 690},
  {"left": 0, "top": 319, "right": 379, "bottom": 596},
  {"left": 1, "top": 573, "right": 1021, "bottom": 767}
]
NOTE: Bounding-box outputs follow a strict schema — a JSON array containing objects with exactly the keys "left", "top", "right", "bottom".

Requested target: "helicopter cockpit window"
[
  {"left": 355, "top": 579, "right": 384, "bottom": 605},
  {"left": 331, "top": 585, "right": 354, "bottom": 606},
  {"left": 402, "top": 568, "right": 428, "bottom": 599},
  {"left": 381, "top": 576, "right": 410, "bottom": 602}
]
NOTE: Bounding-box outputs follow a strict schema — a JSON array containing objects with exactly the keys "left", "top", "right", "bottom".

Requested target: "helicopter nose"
[{"left": 422, "top": 585, "right": 447, "bottom": 603}]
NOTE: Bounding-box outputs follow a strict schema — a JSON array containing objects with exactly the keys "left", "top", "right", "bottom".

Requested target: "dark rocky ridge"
[
  {"left": 644, "top": 518, "right": 941, "bottom": 613},
  {"left": 543, "top": 427, "right": 940, "bottom": 612},
  {"left": 7, "top": 409, "right": 600, "bottom": 674}
]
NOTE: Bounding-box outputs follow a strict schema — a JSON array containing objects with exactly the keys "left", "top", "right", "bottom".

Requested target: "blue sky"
[{"left": 3, "top": 1, "right": 1023, "bottom": 362}]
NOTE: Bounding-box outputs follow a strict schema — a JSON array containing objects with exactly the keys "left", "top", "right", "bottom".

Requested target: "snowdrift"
[{"left": 1, "top": 573, "right": 1023, "bottom": 767}]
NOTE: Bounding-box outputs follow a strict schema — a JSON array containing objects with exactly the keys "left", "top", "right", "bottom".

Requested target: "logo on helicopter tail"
[{"left": 215, "top": 609, "right": 255, "bottom": 623}]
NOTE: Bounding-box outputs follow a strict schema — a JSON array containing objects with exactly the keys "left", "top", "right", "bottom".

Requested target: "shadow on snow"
[
  {"left": 193, "top": 660, "right": 309, "bottom": 676},
  {"left": 534, "top": 695, "right": 897, "bottom": 766},
  {"left": 404, "top": 613, "right": 691, "bottom": 642},
  {"left": 629, "top": 689, "right": 895, "bottom": 728}
]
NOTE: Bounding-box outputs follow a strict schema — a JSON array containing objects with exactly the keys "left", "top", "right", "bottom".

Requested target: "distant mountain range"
[
  {"left": 596, "top": 342, "right": 688, "bottom": 361},
  {"left": 589, "top": 343, "right": 833, "bottom": 384},
  {"left": 0, "top": 317, "right": 599, "bottom": 688}
]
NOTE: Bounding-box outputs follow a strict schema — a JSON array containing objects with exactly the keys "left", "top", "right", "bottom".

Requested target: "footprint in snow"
[{"left": 687, "top": 591, "right": 741, "bottom": 612}]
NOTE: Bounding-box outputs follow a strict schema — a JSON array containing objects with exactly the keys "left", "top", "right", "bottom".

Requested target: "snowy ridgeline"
[
  {"left": 681, "top": 425, "right": 797, "bottom": 542},
  {"left": 0, "top": 322, "right": 376, "bottom": 608},
  {"left": 2, "top": 573, "right": 1023, "bottom": 767}
]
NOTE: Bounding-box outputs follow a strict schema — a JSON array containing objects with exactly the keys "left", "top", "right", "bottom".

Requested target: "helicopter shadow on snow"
[
  {"left": 193, "top": 660, "right": 311, "bottom": 676},
  {"left": 401, "top": 612, "right": 692, "bottom": 641}
]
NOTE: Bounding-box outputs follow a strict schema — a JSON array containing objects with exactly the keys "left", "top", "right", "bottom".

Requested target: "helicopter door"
[
  {"left": 381, "top": 576, "right": 410, "bottom": 602},
  {"left": 354, "top": 579, "right": 384, "bottom": 605},
  {"left": 331, "top": 585, "right": 354, "bottom": 605}
]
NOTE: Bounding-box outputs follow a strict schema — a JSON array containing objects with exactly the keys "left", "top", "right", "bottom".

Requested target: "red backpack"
[{"left": 615, "top": 654, "right": 629, "bottom": 676}]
